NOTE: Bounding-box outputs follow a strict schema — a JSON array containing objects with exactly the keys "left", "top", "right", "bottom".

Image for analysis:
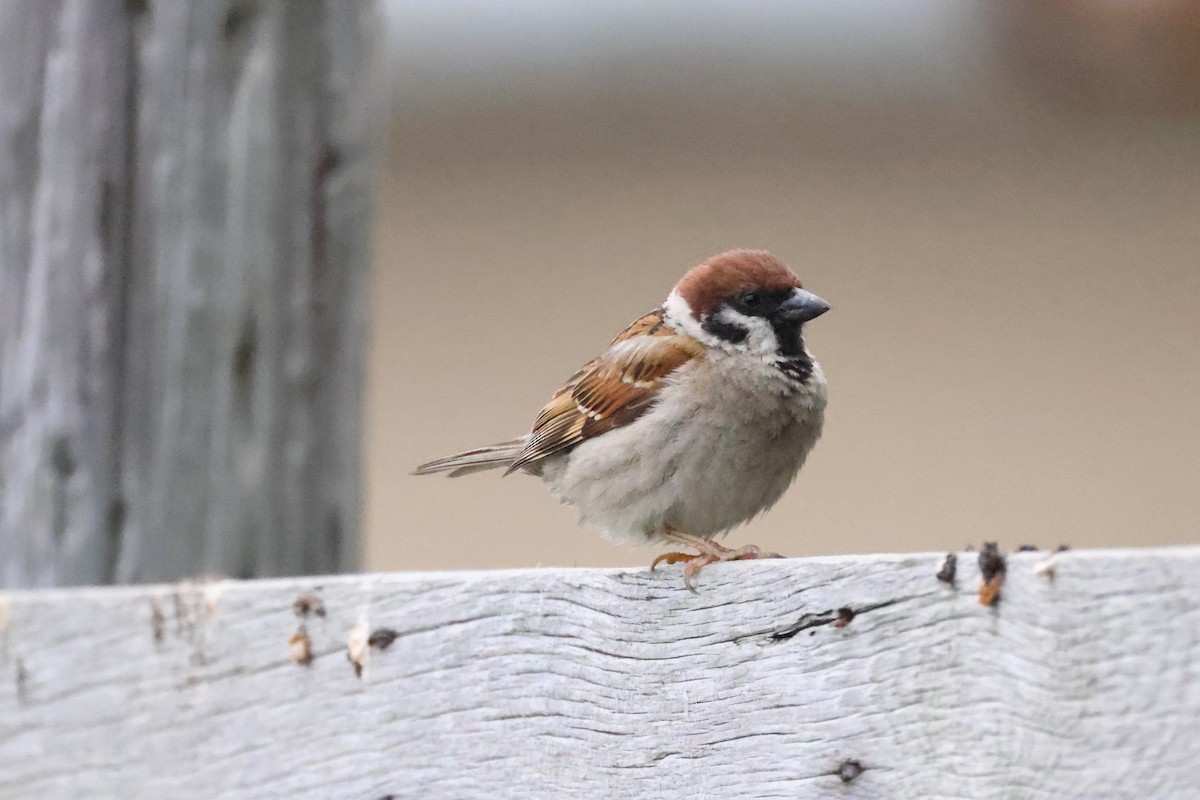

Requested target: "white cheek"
[{"left": 663, "top": 291, "right": 716, "bottom": 345}]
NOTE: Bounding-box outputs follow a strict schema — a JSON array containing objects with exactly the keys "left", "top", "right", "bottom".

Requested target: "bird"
[{"left": 414, "top": 249, "right": 830, "bottom": 589}]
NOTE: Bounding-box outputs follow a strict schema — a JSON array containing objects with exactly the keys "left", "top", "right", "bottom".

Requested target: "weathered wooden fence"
[
  {"left": 1, "top": 547, "right": 1197, "bottom": 798},
  {"left": 0, "top": 0, "right": 376, "bottom": 588}
]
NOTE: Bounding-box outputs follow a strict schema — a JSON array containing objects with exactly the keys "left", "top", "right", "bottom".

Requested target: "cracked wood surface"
[
  {"left": 0, "top": 0, "right": 376, "bottom": 588},
  {"left": 1, "top": 548, "right": 1198, "bottom": 799}
]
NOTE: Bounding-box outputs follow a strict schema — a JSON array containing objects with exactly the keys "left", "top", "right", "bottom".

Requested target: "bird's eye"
[{"left": 739, "top": 291, "right": 762, "bottom": 308}]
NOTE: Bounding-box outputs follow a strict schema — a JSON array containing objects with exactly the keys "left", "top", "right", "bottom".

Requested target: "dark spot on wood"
[
  {"left": 1057, "top": 544, "right": 1071, "bottom": 552},
  {"left": 316, "top": 144, "right": 341, "bottom": 177},
  {"left": 50, "top": 437, "right": 75, "bottom": 477},
  {"left": 15, "top": 658, "right": 29, "bottom": 704},
  {"left": 764, "top": 598, "right": 908, "bottom": 643},
  {"left": 98, "top": 180, "right": 116, "bottom": 251},
  {"left": 106, "top": 497, "right": 126, "bottom": 582},
  {"left": 978, "top": 542, "right": 1007, "bottom": 606},
  {"left": 49, "top": 437, "right": 76, "bottom": 544},
  {"left": 770, "top": 611, "right": 837, "bottom": 641},
  {"left": 106, "top": 497, "right": 126, "bottom": 535},
  {"left": 368, "top": 628, "right": 400, "bottom": 650},
  {"left": 936, "top": 553, "right": 958, "bottom": 585},
  {"left": 223, "top": 2, "right": 253, "bottom": 38},
  {"left": 293, "top": 593, "right": 326, "bottom": 619},
  {"left": 310, "top": 144, "right": 341, "bottom": 292},
  {"left": 978, "top": 542, "right": 1005, "bottom": 581},
  {"left": 150, "top": 597, "right": 165, "bottom": 644},
  {"left": 836, "top": 759, "right": 865, "bottom": 783},
  {"left": 232, "top": 315, "right": 257, "bottom": 393},
  {"left": 1017, "top": 544, "right": 1039, "bottom": 552}
]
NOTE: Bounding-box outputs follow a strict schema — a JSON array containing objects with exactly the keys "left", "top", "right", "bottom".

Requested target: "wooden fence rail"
[{"left": 1, "top": 547, "right": 1198, "bottom": 798}]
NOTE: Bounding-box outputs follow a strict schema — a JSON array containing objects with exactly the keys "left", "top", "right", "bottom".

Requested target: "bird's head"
[{"left": 666, "top": 249, "right": 830, "bottom": 359}]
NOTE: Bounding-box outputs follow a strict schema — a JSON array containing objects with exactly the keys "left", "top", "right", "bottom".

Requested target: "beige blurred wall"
[{"left": 365, "top": 4, "right": 1200, "bottom": 572}]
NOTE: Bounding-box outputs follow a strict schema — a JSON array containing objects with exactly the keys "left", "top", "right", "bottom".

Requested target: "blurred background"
[{"left": 369, "top": 0, "right": 1200, "bottom": 572}]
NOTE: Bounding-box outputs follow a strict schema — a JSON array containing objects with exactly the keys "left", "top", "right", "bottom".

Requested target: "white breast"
[{"left": 538, "top": 352, "right": 827, "bottom": 545}]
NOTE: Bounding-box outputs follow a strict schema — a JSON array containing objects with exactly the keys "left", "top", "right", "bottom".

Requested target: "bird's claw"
[
  {"left": 650, "top": 551, "right": 694, "bottom": 570},
  {"left": 650, "top": 543, "right": 783, "bottom": 592}
]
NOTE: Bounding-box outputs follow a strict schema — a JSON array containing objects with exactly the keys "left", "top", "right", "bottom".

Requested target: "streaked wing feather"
[{"left": 506, "top": 309, "right": 702, "bottom": 473}]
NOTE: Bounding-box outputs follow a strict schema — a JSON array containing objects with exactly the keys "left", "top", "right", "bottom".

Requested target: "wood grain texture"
[
  {"left": 0, "top": 1, "right": 377, "bottom": 587},
  {"left": 1, "top": 548, "right": 1197, "bottom": 799},
  {"left": 0, "top": 0, "right": 133, "bottom": 588}
]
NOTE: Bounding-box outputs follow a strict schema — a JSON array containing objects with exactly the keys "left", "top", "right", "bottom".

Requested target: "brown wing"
[{"left": 506, "top": 309, "right": 703, "bottom": 474}]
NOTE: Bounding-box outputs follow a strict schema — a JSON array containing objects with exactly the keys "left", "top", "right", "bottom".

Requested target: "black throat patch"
[
  {"left": 774, "top": 322, "right": 813, "bottom": 382},
  {"left": 771, "top": 318, "right": 805, "bottom": 358}
]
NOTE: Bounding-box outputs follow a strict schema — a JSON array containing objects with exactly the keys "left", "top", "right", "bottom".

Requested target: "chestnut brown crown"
[{"left": 674, "top": 249, "right": 803, "bottom": 318}]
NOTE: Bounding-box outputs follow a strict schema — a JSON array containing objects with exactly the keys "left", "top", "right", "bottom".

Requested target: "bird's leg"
[{"left": 650, "top": 528, "right": 782, "bottom": 592}]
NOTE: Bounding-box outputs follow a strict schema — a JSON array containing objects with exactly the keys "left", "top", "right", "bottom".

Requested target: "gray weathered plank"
[
  {"left": 0, "top": 0, "right": 133, "bottom": 588},
  {"left": 0, "top": 1, "right": 377, "bottom": 587},
  {"left": 1, "top": 548, "right": 1197, "bottom": 798}
]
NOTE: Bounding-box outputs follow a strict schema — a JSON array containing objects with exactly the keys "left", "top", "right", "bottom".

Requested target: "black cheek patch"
[{"left": 702, "top": 315, "right": 748, "bottom": 344}]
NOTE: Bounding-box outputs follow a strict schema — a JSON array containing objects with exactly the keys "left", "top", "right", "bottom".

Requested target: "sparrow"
[{"left": 414, "top": 249, "right": 830, "bottom": 589}]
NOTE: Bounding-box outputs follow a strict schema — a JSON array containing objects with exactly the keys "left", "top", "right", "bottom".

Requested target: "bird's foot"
[{"left": 650, "top": 539, "right": 782, "bottom": 592}]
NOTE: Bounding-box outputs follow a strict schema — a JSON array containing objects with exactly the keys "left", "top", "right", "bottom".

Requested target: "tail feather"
[{"left": 412, "top": 437, "right": 527, "bottom": 477}]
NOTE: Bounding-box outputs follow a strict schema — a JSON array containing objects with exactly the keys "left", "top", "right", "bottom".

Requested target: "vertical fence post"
[{"left": 0, "top": 0, "right": 378, "bottom": 587}]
